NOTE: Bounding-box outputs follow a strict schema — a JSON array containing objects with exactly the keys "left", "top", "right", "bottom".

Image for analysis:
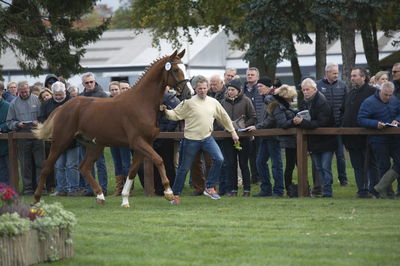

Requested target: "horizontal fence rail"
[{"left": 1, "top": 127, "right": 399, "bottom": 197}]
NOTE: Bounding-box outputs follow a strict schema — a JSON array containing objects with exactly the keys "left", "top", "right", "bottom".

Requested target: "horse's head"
[{"left": 164, "top": 50, "right": 194, "bottom": 97}]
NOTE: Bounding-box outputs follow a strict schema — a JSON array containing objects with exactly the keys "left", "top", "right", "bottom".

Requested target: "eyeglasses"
[
  {"left": 392, "top": 70, "right": 400, "bottom": 74},
  {"left": 84, "top": 80, "right": 95, "bottom": 85}
]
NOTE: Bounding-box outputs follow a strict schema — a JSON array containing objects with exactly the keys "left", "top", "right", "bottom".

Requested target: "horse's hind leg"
[
  {"left": 33, "top": 140, "right": 71, "bottom": 205},
  {"left": 79, "top": 145, "right": 105, "bottom": 205},
  {"left": 131, "top": 138, "right": 173, "bottom": 202},
  {"left": 121, "top": 152, "right": 144, "bottom": 208}
]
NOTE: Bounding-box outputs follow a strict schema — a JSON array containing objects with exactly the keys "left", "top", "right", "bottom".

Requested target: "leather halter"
[{"left": 166, "top": 62, "right": 190, "bottom": 92}]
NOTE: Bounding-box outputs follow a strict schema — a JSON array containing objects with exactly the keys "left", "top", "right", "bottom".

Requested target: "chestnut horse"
[{"left": 33, "top": 50, "right": 192, "bottom": 207}]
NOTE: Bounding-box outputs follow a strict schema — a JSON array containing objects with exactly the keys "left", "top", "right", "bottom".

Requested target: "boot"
[
  {"left": 114, "top": 175, "right": 125, "bottom": 196},
  {"left": 374, "top": 169, "right": 398, "bottom": 198}
]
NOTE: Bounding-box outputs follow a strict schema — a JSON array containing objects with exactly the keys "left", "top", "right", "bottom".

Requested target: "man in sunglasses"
[
  {"left": 80, "top": 72, "right": 108, "bottom": 98},
  {"left": 78, "top": 72, "right": 109, "bottom": 197}
]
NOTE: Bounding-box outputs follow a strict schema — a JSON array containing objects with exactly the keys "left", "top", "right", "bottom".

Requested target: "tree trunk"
[
  {"left": 361, "top": 21, "right": 379, "bottom": 76},
  {"left": 288, "top": 34, "right": 302, "bottom": 88},
  {"left": 340, "top": 18, "right": 356, "bottom": 89},
  {"left": 315, "top": 24, "right": 327, "bottom": 80},
  {"left": 249, "top": 55, "right": 276, "bottom": 80}
]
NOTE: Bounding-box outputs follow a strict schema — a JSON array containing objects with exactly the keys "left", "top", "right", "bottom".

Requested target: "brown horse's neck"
[{"left": 128, "top": 59, "right": 168, "bottom": 109}]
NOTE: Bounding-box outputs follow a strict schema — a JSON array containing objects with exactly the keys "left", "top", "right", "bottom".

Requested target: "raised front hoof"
[
  {"left": 96, "top": 198, "right": 106, "bottom": 205},
  {"left": 121, "top": 203, "right": 130, "bottom": 208}
]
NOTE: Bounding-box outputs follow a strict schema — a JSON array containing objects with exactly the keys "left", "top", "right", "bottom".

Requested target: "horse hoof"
[
  {"left": 96, "top": 198, "right": 105, "bottom": 205},
  {"left": 121, "top": 203, "right": 130, "bottom": 208},
  {"left": 164, "top": 192, "right": 174, "bottom": 201}
]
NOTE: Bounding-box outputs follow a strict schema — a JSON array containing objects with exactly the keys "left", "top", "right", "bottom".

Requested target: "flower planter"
[{"left": 0, "top": 227, "right": 73, "bottom": 266}]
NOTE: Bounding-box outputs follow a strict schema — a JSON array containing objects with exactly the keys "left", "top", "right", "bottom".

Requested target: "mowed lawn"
[{"left": 21, "top": 149, "right": 399, "bottom": 265}]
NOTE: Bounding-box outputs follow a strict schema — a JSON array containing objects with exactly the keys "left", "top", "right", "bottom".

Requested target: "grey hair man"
[
  {"left": 80, "top": 72, "right": 108, "bottom": 98},
  {"left": 316, "top": 63, "right": 348, "bottom": 186},
  {"left": 224, "top": 68, "right": 237, "bottom": 84},
  {"left": 358, "top": 81, "right": 400, "bottom": 198}
]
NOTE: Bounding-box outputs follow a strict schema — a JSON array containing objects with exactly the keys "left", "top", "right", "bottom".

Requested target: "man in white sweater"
[{"left": 161, "top": 77, "right": 239, "bottom": 204}]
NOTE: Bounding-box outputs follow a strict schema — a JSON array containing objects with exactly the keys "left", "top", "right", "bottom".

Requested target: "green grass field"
[{"left": 22, "top": 149, "right": 400, "bottom": 265}]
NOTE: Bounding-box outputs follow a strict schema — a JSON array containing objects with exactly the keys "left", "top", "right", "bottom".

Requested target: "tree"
[{"left": 0, "top": 0, "right": 109, "bottom": 79}]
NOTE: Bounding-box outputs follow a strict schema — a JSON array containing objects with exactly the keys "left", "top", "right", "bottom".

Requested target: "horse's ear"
[
  {"left": 169, "top": 50, "right": 178, "bottom": 60},
  {"left": 177, "top": 49, "right": 185, "bottom": 58}
]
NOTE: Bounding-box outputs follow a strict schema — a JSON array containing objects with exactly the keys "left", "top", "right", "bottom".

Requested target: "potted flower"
[{"left": 0, "top": 183, "right": 76, "bottom": 265}]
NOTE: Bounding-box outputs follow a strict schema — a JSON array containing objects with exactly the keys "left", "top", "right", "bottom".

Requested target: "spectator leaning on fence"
[
  {"left": 248, "top": 77, "right": 284, "bottom": 198},
  {"left": 316, "top": 62, "right": 348, "bottom": 187},
  {"left": 293, "top": 78, "right": 337, "bottom": 198},
  {"left": 357, "top": 81, "right": 400, "bottom": 198},
  {"left": 38, "top": 81, "right": 80, "bottom": 197},
  {"left": 341, "top": 67, "right": 378, "bottom": 198},
  {"left": 6, "top": 80, "right": 45, "bottom": 195},
  {"left": 160, "top": 77, "right": 239, "bottom": 205}
]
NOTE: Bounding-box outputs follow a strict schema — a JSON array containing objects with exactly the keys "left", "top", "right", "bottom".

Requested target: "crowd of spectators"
[{"left": 0, "top": 62, "right": 400, "bottom": 202}]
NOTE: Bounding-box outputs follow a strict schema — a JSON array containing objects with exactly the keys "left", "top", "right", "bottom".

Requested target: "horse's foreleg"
[
  {"left": 121, "top": 152, "right": 144, "bottom": 208},
  {"left": 132, "top": 139, "right": 173, "bottom": 202},
  {"left": 79, "top": 146, "right": 105, "bottom": 205},
  {"left": 33, "top": 144, "right": 66, "bottom": 205}
]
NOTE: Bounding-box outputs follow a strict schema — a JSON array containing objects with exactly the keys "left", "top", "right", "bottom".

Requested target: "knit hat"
[
  {"left": 227, "top": 79, "right": 242, "bottom": 91},
  {"left": 257, "top": 77, "right": 273, "bottom": 87}
]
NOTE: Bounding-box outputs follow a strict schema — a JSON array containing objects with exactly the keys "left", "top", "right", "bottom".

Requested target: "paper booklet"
[{"left": 296, "top": 110, "right": 311, "bottom": 121}]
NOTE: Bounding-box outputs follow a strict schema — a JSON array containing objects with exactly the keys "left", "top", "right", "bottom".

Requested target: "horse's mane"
[{"left": 132, "top": 55, "right": 170, "bottom": 88}]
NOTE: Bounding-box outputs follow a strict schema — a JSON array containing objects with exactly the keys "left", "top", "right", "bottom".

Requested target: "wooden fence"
[{"left": 1, "top": 127, "right": 399, "bottom": 197}]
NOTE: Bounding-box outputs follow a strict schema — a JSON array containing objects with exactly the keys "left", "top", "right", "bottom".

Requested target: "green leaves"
[{"left": 0, "top": 0, "right": 109, "bottom": 79}]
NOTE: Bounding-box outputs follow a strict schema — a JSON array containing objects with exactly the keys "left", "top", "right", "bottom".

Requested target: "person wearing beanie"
[
  {"left": 263, "top": 85, "right": 298, "bottom": 195},
  {"left": 219, "top": 78, "right": 256, "bottom": 197}
]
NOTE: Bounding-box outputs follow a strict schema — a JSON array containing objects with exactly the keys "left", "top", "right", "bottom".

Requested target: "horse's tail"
[{"left": 32, "top": 110, "right": 58, "bottom": 140}]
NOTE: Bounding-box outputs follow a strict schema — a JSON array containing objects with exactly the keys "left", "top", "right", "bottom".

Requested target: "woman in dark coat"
[
  {"left": 267, "top": 85, "right": 298, "bottom": 193},
  {"left": 220, "top": 79, "right": 256, "bottom": 196}
]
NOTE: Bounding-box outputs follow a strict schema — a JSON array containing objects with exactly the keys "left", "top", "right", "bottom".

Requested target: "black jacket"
[
  {"left": 316, "top": 78, "right": 347, "bottom": 126},
  {"left": 79, "top": 83, "right": 108, "bottom": 98},
  {"left": 341, "top": 83, "right": 376, "bottom": 149},
  {"left": 298, "top": 91, "right": 337, "bottom": 153},
  {"left": 38, "top": 95, "right": 72, "bottom": 123},
  {"left": 267, "top": 95, "right": 297, "bottom": 148}
]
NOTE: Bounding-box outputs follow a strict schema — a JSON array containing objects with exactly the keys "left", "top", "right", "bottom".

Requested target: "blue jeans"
[
  {"left": 55, "top": 146, "right": 79, "bottom": 192},
  {"left": 311, "top": 152, "right": 334, "bottom": 197},
  {"left": 110, "top": 147, "right": 131, "bottom": 177},
  {"left": 256, "top": 138, "right": 284, "bottom": 195},
  {"left": 217, "top": 140, "right": 229, "bottom": 194},
  {"left": 348, "top": 147, "right": 378, "bottom": 196},
  {"left": 173, "top": 137, "right": 224, "bottom": 195},
  {"left": 335, "top": 136, "right": 347, "bottom": 183},
  {"left": 79, "top": 146, "right": 108, "bottom": 193},
  {"left": 0, "top": 154, "right": 9, "bottom": 184}
]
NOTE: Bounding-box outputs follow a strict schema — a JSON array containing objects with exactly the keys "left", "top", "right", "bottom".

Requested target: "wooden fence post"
[
  {"left": 296, "top": 128, "right": 309, "bottom": 197},
  {"left": 7, "top": 132, "right": 19, "bottom": 191}
]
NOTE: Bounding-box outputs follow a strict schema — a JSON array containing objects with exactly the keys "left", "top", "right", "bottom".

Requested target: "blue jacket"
[{"left": 358, "top": 92, "right": 400, "bottom": 143}]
